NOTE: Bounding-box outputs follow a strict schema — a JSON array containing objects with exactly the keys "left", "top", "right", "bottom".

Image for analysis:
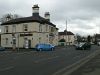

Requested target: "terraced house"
[{"left": 1, "top": 4, "right": 58, "bottom": 49}]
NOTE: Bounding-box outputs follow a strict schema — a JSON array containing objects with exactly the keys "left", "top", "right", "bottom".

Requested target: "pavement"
[{"left": 70, "top": 52, "right": 100, "bottom": 75}]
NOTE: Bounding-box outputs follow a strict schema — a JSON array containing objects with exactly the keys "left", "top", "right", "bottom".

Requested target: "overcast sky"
[{"left": 0, "top": 0, "right": 100, "bottom": 36}]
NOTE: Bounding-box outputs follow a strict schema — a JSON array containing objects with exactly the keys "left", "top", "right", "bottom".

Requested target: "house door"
[
  {"left": 24, "top": 38, "right": 31, "bottom": 49},
  {"left": 28, "top": 40, "right": 31, "bottom": 48},
  {"left": 12, "top": 37, "right": 16, "bottom": 49}
]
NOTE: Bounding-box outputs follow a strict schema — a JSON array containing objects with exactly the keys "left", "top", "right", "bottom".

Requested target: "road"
[{"left": 0, "top": 45, "right": 100, "bottom": 75}]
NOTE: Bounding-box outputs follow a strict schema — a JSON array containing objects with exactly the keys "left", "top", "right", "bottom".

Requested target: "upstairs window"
[
  {"left": 5, "top": 26, "right": 8, "bottom": 33},
  {"left": 23, "top": 24, "right": 28, "bottom": 31},
  {"left": 39, "top": 37, "right": 41, "bottom": 43},
  {"left": 12, "top": 25, "right": 16, "bottom": 32},
  {"left": 46, "top": 24, "right": 48, "bottom": 32},
  {"left": 51, "top": 27, "right": 54, "bottom": 32},
  {"left": 39, "top": 24, "right": 42, "bottom": 32}
]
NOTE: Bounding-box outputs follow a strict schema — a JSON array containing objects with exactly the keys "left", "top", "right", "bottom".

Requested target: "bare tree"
[
  {"left": 87, "top": 35, "right": 91, "bottom": 43},
  {"left": 0, "top": 14, "right": 21, "bottom": 24}
]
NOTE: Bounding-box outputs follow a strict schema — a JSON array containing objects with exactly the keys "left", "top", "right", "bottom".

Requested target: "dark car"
[
  {"left": 35, "top": 44, "right": 55, "bottom": 51},
  {"left": 0, "top": 46, "right": 5, "bottom": 51},
  {"left": 75, "top": 42, "right": 91, "bottom": 50},
  {"left": 97, "top": 42, "right": 100, "bottom": 46}
]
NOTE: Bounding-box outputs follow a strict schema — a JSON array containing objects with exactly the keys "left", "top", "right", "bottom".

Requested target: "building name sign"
[{"left": 20, "top": 34, "right": 33, "bottom": 37}]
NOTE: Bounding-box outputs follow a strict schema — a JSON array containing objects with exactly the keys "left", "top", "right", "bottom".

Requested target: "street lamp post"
[
  {"left": 66, "top": 20, "right": 67, "bottom": 46},
  {"left": 17, "top": 33, "right": 19, "bottom": 51}
]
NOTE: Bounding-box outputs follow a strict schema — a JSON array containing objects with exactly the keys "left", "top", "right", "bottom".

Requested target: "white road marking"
[
  {"left": 0, "top": 66, "right": 14, "bottom": 71},
  {"left": 73, "top": 55, "right": 80, "bottom": 59},
  {"left": 52, "top": 49, "right": 100, "bottom": 75}
]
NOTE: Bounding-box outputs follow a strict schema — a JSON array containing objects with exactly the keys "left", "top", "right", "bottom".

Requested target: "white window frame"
[
  {"left": 23, "top": 24, "right": 28, "bottom": 31},
  {"left": 5, "top": 38, "right": 8, "bottom": 45},
  {"left": 39, "top": 24, "right": 42, "bottom": 32},
  {"left": 12, "top": 25, "right": 16, "bottom": 32},
  {"left": 5, "top": 26, "right": 8, "bottom": 33}
]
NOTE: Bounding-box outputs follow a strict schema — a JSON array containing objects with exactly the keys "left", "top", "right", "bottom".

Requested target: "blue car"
[{"left": 35, "top": 44, "right": 55, "bottom": 51}]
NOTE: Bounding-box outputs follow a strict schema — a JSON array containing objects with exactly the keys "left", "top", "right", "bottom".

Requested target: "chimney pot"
[
  {"left": 45, "top": 12, "right": 50, "bottom": 21},
  {"left": 32, "top": 4, "right": 39, "bottom": 16}
]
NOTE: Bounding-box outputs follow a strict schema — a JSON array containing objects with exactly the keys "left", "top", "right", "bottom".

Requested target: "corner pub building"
[{"left": 1, "top": 4, "right": 58, "bottom": 49}]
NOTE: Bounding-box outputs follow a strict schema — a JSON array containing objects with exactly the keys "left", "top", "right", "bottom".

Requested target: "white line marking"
[
  {"left": 0, "top": 66, "right": 14, "bottom": 71},
  {"left": 73, "top": 55, "right": 80, "bottom": 59},
  {"left": 52, "top": 49, "right": 100, "bottom": 75}
]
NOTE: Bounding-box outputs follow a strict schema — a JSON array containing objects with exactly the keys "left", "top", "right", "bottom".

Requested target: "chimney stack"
[
  {"left": 32, "top": 4, "right": 39, "bottom": 16},
  {"left": 45, "top": 12, "right": 50, "bottom": 21}
]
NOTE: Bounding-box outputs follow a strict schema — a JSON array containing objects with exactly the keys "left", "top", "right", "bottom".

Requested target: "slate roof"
[
  {"left": 59, "top": 30, "right": 74, "bottom": 35},
  {"left": 1, "top": 14, "right": 56, "bottom": 27}
]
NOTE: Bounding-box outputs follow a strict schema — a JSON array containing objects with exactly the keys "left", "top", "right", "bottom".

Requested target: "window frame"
[
  {"left": 39, "top": 24, "right": 42, "bottom": 32},
  {"left": 5, "top": 26, "right": 8, "bottom": 33},
  {"left": 5, "top": 38, "right": 8, "bottom": 45},
  {"left": 23, "top": 24, "right": 28, "bottom": 31}
]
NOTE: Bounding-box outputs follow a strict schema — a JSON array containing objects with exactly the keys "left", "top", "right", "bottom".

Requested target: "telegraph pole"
[
  {"left": 17, "top": 33, "right": 19, "bottom": 51},
  {"left": 66, "top": 20, "right": 67, "bottom": 46}
]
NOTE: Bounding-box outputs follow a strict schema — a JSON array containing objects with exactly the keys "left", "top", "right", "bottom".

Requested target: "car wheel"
[
  {"left": 51, "top": 48, "right": 54, "bottom": 51},
  {"left": 82, "top": 48, "right": 84, "bottom": 50},
  {"left": 39, "top": 48, "right": 42, "bottom": 51}
]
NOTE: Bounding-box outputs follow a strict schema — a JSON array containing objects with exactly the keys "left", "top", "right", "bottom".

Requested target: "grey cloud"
[
  {"left": 70, "top": 19, "right": 94, "bottom": 29},
  {"left": 0, "top": 0, "right": 100, "bottom": 35}
]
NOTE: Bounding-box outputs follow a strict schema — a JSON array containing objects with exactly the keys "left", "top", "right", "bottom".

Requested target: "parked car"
[
  {"left": 90, "top": 42, "right": 95, "bottom": 45},
  {"left": 75, "top": 42, "right": 91, "bottom": 50},
  {"left": 35, "top": 44, "right": 55, "bottom": 51},
  {"left": 97, "top": 42, "right": 100, "bottom": 46},
  {"left": 74, "top": 43, "right": 78, "bottom": 46},
  {"left": 0, "top": 46, "right": 5, "bottom": 51}
]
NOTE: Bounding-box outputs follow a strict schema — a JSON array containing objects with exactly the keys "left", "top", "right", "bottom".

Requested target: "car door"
[
  {"left": 45, "top": 44, "right": 49, "bottom": 51},
  {"left": 48, "top": 44, "right": 51, "bottom": 50},
  {"left": 43, "top": 44, "right": 47, "bottom": 50}
]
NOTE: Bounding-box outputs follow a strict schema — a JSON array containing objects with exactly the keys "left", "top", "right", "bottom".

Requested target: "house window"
[
  {"left": 5, "top": 38, "right": 8, "bottom": 45},
  {"left": 49, "top": 26, "right": 54, "bottom": 32},
  {"left": 46, "top": 25, "right": 48, "bottom": 32},
  {"left": 39, "top": 24, "right": 42, "bottom": 32},
  {"left": 51, "top": 27, "right": 54, "bottom": 32},
  {"left": 47, "top": 35, "right": 48, "bottom": 38},
  {"left": 39, "top": 37, "right": 41, "bottom": 43},
  {"left": 49, "top": 26, "right": 51, "bottom": 32},
  {"left": 12, "top": 38, "right": 16, "bottom": 44},
  {"left": 5, "top": 26, "right": 8, "bottom": 33},
  {"left": 24, "top": 24, "right": 28, "bottom": 31},
  {"left": 12, "top": 25, "right": 16, "bottom": 32},
  {"left": 68, "top": 36, "right": 71, "bottom": 41}
]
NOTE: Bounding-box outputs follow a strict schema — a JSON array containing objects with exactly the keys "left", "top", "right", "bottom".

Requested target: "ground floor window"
[
  {"left": 13, "top": 38, "right": 16, "bottom": 45},
  {"left": 39, "top": 37, "right": 41, "bottom": 43},
  {"left": 5, "top": 38, "right": 8, "bottom": 45}
]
